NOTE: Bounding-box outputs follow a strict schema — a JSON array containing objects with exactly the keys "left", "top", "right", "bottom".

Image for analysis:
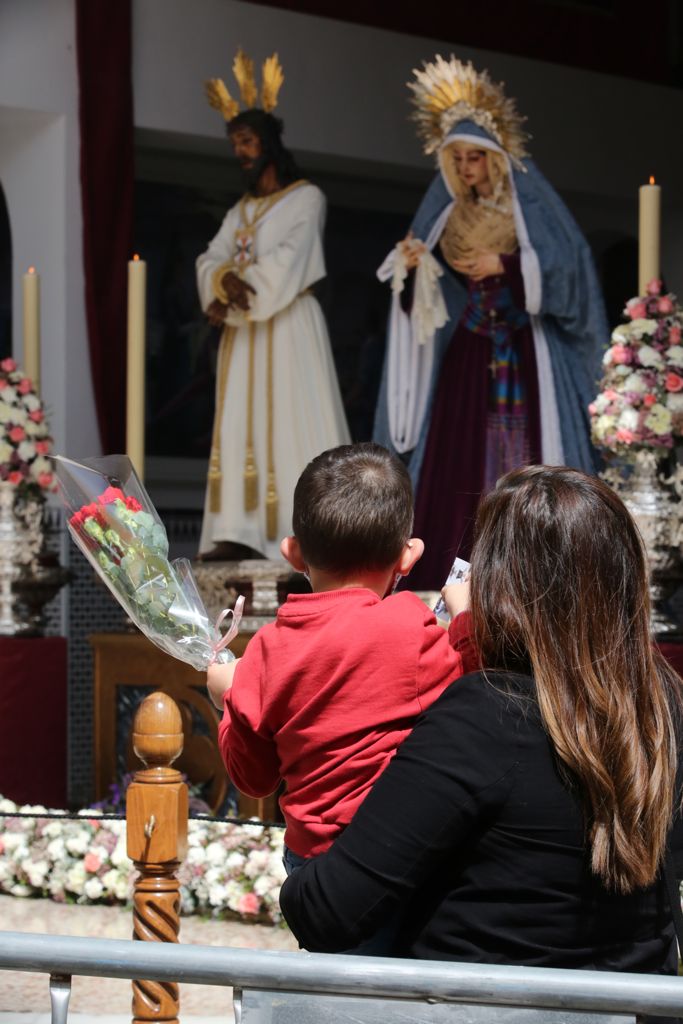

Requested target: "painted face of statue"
[
  {"left": 452, "top": 145, "right": 491, "bottom": 195},
  {"left": 229, "top": 126, "right": 271, "bottom": 191}
]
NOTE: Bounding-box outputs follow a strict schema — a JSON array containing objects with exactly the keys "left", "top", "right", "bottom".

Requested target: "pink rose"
[
  {"left": 37, "top": 471, "right": 53, "bottom": 489},
  {"left": 611, "top": 345, "right": 632, "bottom": 365},
  {"left": 83, "top": 852, "right": 101, "bottom": 873},
  {"left": 604, "top": 389, "right": 619, "bottom": 401},
  {"left": 35, "top": 440, "right": 50, "bottom": 455},
  {"left": 646, "top": 279, "right": 663, "bottom": 296},
  {"left": 658, "top": 296, "right": 674, "bottom": 314},
  {"left": 9, "top": 426, "right": 25, "bottom": 442},
  {"left": 98, "top": 486, "right": 126, "bottom": 505},
  {"left": 0, "top": 379, "right": 7, "bottom": 391},
  {"left": 588, "top": 403, "right": 596, "bottom": 415},
  {"left": 644, "top": 394, "right": 657, "bottom": 407},
  {"left": 669, "top": 326, "right": 682, "bottom": 344},
  {"left": 627, "top": 300, "right": 647, "bottom": 319},
  {"left": 8, "top": 471, "right": 23, "bottom": 485},
  {"left": 666, "top": 373, "right": 683, "bottom": 392},
  {"left": 0, "top": 357, "right": 16, "bottom": 372},
  {"left": 17, "top": 378, "right": 32, "bottom": 394},
  {"left": 237, "top": 892, "right": 261, "bottom": 915},
  {"left": 616, "top": 428, "right": 636, "bottom": 443},
  {"left": 28, "top": 410, "right": 44, "bottom": 423}
]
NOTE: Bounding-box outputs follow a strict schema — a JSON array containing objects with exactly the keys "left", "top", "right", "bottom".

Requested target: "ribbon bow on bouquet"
[{"left": 54, "top": 454, "right": 244, "bottom": 672}]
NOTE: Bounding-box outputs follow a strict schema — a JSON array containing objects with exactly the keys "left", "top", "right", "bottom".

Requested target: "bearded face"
[{"left": 228, "top": 125, "right": 272, "bottom": 192}]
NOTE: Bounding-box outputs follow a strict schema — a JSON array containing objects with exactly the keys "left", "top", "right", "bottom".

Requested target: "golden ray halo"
[
  {"left": 204, "top": 48, "right": 285, "bottom": 122},
  {"left": 409, "top": 55, "right": 530, "bottom": 167}
]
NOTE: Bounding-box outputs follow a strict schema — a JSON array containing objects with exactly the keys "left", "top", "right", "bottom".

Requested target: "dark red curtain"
[{"left": 76, "top": 0, "right": 134, "bottom": 454}]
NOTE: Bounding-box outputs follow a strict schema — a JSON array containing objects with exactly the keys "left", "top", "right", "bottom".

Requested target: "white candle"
[
  {"left": 638, "top": 177, "right": 661, "bottom": 296},
  {"left": 126, "top": 255, "right": 147, "bottom": 481},
  {"left": 22, "top": 266, "right": 40, "bottom": 392}
]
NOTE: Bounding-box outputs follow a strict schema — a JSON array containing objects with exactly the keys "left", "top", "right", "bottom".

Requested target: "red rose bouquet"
[{"left": 53, "top": 455, "right": 240, "bottom": 670}]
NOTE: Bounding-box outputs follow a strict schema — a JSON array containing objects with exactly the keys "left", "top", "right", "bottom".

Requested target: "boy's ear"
[
  {"left": 396, "top": 537, "right": 425, "bottom": 577},
  {"left": 280, "top": 536, "right": 307, "bottom": 573}
]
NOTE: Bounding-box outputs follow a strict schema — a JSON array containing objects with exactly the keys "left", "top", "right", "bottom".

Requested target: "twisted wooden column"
[{"left": 126, "top": 692, "right": 188, "bottom": 1024}]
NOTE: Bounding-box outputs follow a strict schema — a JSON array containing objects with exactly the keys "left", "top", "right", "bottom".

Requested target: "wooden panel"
[{"left": 89, "top": 632, "right": 280, "bottom": 821}]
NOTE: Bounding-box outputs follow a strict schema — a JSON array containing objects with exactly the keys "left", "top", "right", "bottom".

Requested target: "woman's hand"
[
  {"left": 442, "top": 580, "right": 470, "bottom": 619},
  {"left": 451, "top": 251, "right": 504, "bottom": 281},
  {"left": 398, "top": 231, "right": 427, "bottom": 271}
]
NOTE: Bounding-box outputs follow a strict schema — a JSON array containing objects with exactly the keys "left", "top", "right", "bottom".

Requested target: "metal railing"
[{"left": 1, "top": 929, "right": 683, "bottom": 1023}]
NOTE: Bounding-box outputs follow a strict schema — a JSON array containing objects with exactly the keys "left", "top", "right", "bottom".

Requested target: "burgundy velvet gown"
[{"left": 409, "top": 252, "right": 541, "bottom": 591}]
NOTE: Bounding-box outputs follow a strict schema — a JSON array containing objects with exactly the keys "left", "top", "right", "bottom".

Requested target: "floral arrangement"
[
  {"left": 0, "top": 357, "right": 54, "bottom": 497},
  {"left": 590, "top": 280, "right": 683, "bottom": 458},
  {"left": 54, "top": 455, "right": 238, "bottom": 671},
  {"left": 0, "top": 796, "right": 286, "bottom": 924}
]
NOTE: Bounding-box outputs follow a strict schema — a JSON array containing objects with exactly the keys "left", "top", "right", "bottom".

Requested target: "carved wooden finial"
[
  {"left": 127, "top": 691, "right": 188, "bottom": 1024},
  {"left": 132, "top": 691, "right": 183, "bottom": 769}
]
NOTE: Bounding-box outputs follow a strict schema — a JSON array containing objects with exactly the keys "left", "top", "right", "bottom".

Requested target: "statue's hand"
[
  {"left": 206, "top": 298, "right": 229, "bottom": 326},
  {"left": 221, "top": 271, "right": 256, "bottom": 311},
  {"left": 451, "top": 251, "right": 504, "bottom": 281},
  {"left": 398, "top": 231, "right": 427, "bottom": 271}
]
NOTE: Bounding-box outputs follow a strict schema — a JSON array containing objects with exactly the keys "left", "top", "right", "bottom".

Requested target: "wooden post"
[{"left": 126, "top": 692, "right": 188, "bottom": 1024}]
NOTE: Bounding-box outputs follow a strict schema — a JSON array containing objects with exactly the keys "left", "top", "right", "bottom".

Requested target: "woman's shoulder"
[{"left": 428, "top": 670, "right": 540, "bottom": 726}]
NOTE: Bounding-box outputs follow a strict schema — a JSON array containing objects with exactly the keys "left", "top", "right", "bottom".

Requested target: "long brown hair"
[{"left": 471, "top": 465, "right": 682, "bottom": 893}]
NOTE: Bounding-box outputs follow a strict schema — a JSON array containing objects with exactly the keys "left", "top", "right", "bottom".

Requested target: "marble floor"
[{"left": 0, "top": 894, "right": 299, "bottom": 1020}]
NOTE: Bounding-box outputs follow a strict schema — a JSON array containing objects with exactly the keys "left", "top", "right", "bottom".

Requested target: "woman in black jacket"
[{"left": 280, "top": 465, "right": 683, "bottom": 974}]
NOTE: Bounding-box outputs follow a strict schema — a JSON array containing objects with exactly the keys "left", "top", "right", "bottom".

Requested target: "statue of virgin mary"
[{"left": 373, "top": 56, "right": 608, "bottom": 588}]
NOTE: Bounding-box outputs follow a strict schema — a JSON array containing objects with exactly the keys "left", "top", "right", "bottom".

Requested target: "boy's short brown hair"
[{"left": 292, "top": 443, "right": 413, "bottom": 574}]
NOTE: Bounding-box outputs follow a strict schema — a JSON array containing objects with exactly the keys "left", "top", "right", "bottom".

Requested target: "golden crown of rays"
[
  {"left": 205, "top": 49, "right": 284, "bottom": 121},
  {"left": 409, "top": 55, "right": 530, "bottom": 165}
]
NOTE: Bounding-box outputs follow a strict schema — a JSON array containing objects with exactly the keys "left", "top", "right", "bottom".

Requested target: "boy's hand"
[
  {"left": 442, "top": 581, "right": 470, "bottom": 619},
  {"left": 207, "top": 659, "right": 240, "bottom": 710}
]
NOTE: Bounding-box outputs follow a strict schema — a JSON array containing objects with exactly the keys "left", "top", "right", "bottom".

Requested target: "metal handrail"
[{"left": 1, "top": 929, "right": 682, "bottom": 1018}]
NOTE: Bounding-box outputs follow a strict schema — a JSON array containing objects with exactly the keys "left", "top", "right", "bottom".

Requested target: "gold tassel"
[
  {"left": 266, "top": 471, "right": 278, "bottom": 540},
  {"left": 208, "top": 327, "right": 236, "bottom": 516},
  {"left": 265, "top": 317, "right": 278, "bottom": 540},
  {"left": 244, "top": 446, "right": 258, "bottom": 511},
  {"left": 208, "top": 451, "right": 222, "bottom": 513}
]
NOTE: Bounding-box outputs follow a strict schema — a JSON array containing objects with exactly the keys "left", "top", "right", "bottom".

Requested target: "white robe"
[{"left": 196, "top": 182, "right": 350, "bottom": 559}]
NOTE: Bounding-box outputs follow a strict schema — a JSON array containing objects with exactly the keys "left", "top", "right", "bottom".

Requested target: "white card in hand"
[{"left": 433, "top": 557, "right": 471, "bottom": 620}]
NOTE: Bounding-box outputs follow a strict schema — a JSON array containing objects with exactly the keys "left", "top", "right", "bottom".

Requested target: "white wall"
[{"left": 0, "top": 0, "right": 98, "bottom": 457}]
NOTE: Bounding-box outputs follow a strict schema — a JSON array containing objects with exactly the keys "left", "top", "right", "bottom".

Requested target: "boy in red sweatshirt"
[{"left": 207, "top": 442, "right": 475, "bottom": 873}]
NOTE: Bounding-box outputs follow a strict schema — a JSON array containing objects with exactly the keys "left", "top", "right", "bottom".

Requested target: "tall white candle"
[
  {"left": 22, "top": 266, "right": 40, "bottom": 392},
  {"left": 638, "top": 177, "right": 661, "bottom": 295},
  {"left": 126, "top": 254, "right": 146, "bottom": 481}
]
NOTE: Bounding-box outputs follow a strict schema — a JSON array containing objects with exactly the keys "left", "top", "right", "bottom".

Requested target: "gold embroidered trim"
[
  {"left": 265, "top": 316, "right": 278, "bottom": 540},
  {"left": 244, "top": 321, "right": 258, "bottom": 512},
  {"left": 208, "top": 326, "right": 237, "bottom": 513}
]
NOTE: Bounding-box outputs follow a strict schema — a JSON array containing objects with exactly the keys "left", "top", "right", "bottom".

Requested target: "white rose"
[
  {"left": 208, "top": 883, "right": 228, "bottom": 907},
  {"left": 667, "top": 346, "right": 683, "bottom": 367},
  {"left": 26, "top": 859, "right": 50, "bottom": 887},
  {"left": 31, "top": 455, "right": 50, "bottom": 475},
  {"left": 47, "top": 837, "right": 66, "bottom": 860},
  {"left": 644, "top": 404, "right": 672, "bottom": 435},
  {"left": 592, "top": 394, "right": 610, "bottom": 414},
  {"left": 110, "top": 838, "right": 130, "bottom": 867},
  {"left": 226, "top": 851, "right": 246, "bottom": 871},
  {"left": 637, "top": 345, "right": 664, "bottom": 368},
  {"left": 84, "top": 877, "right": 104, "bottom": 900},
  {"left": 611, "top": 325, "right": 632, "bottom": 343},
  {"left": 66, "top": 862, "right": 86, "bottom": 893},
  {"left": 0, "top": 440, "right": 12, "bottom": 463},
  {"left": 10, "top": 406, "right": 27, "bottom": 425},
  {"left": 23, "top": 394, "right": 40, "bottom": 411},
  {"left": 617, "top": 408, "right": 639, "bottom": 432},
  {"left": 17, "top": 440, "right": 36, "bottom": 461},
  {"left": 2, "top": 832, "right": 27, "bottom": 852},
  {"left": 66, "top": 833, "right": 90, "bottom": 856},
  {"left": 2, "top": 387, "right": 17, "bottom": 404},
  {"left": 187, "top": 846, "right": 207, "bottom": 866},
  {"left": 629, "top": 318, "right": 658, "bottom": 337},
  {"left": 205, "top": 842, "right": 225, "bottom": 866},
  {"left": 593, "top": 414, "right": 616, "bottom": 441},
  {"left": 622, "top": 373, "right": 646, "bottom": 393},
  {"left": 0, "top": 401, "right": 13, "bottom": 421},
  {"left": 667, "top": 394, "right": 683, "bottom": 412}
]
